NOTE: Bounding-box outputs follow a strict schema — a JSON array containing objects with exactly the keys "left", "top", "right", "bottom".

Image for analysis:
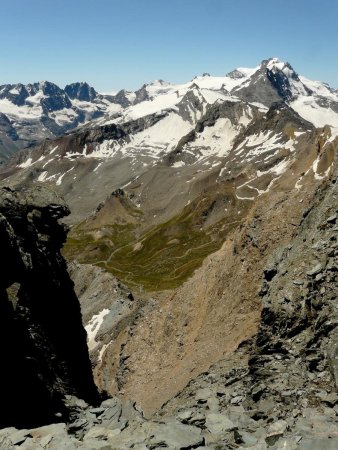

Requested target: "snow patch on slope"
[
  {"left": 290, "top": 97, "right": 338, "bottom": 128},
  {"left": 85, "top": 308, "right": 110, "bottom": 351},
  {"left": 191, "top": 118, "right": 241, "bottom": 158}
]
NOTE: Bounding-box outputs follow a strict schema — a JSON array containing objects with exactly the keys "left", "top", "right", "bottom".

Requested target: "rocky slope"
[
  {"left": 155, "top": 143, "right": 338, "bottom": 449},
  {"left": 0, "top": 144, "right": 337, "bottom": 450},
  {"left": 72, "top": 124, "right": 336, "bottom": 417},
  {"left": 0, "top": 185, "right": 99, "bottom": 429}
]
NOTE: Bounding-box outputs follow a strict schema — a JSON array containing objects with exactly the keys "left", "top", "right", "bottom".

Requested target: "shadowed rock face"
[{"left": 0, "top": 185, "right": 99, "bottom": 428}]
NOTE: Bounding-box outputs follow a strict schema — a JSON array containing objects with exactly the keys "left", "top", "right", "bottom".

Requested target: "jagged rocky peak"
[
  {"left": 226, "top": 68, "right": 247, "bottom": 79},
  {"left": 37, "top": 80, "right": 64, "bottom": 96},
  {"left": 0, "top": 185, "right": 99, "bottom": 428},
  {"left": 261, "top": 57, "right": 312, "bottom": 99},
  {"left": 36, "top": 80, "right": 73, "bottom": 112},
  {"left": 150, "top": 79, "right": 170, "bottom": 86},
  {"left": 261, "top": 57, "right": 296, "bottom": 74},
  {"left": 0, "top": 83, "right": 31, "bottom": 106},
  {"left": 64, "top": 81, "right": 97, "bottom": 102},
  {"left": 230, "top": 57, "right": 312, "bottom": 106},
  {"left": 0, "top": 80, "right": 72, "bottom": 112},
  {"left": 112, "top": 88, "right": 136, "bottom": 107},
  {"left": 262, "top": 57, "right": 300, "bottom": 85},
  {"left": 134, "top": 84, "right": 150, "bottom": 103}
]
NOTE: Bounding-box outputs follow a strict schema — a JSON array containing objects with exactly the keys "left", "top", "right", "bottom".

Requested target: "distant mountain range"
[{"left": 0, "top": 57, "right": 337, "bottom": 165}]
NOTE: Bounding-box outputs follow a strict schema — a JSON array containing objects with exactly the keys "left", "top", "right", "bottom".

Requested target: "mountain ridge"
[{"left": 1, "top": 57, "right": 337, "bottom": 164}]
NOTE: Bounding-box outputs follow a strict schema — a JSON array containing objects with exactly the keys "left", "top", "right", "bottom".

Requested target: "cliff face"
[{"left": 0, "top": 185, "right": 99, "bottom": 429}]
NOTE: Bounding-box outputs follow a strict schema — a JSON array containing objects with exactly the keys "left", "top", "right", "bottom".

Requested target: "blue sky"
[{"left": 1, "top": 0, "right": 337, "bottom": 91}]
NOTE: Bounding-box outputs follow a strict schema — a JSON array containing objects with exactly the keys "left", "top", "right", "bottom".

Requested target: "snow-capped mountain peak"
[{"left": 0, "top": 57, "right": 337, "bottom": 166}]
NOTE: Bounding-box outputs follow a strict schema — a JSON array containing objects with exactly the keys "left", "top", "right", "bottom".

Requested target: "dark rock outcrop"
[
  {"left": 0, "top": 185, "right": 99, "bottom": 429},
  {"left": 64, "top": 82, "right": 97, "bottom": 102}
]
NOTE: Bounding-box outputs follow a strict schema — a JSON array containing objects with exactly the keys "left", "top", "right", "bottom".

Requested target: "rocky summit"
[{"left": 0, "top": 58, "right": 337, "bottom": 449}]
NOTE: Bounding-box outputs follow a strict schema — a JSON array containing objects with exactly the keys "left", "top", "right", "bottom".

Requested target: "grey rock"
[
  {"left": 83, "top": 425, "right": 121, "bottom": 441},
  {"left": 177, "top": 409, "right": 193, "bottom": 423},
  {"left": 207, "top": 396, "right": 220, "bottom": 412},
  {"left": 64, "top": 395, "right": 89, "bottom": 410},
  {"left": 68, "top": 418, "right": 89, "bottom": 431},
  {"left": 2, "top": 428, "right": 30, "bottom": 446},
  {"left": 189, "top": 412, "right": 206, "bottom": 427},
  {"left": 195, "top": 387, "right": 214, "bottom": 402},
  {"left": 271, "top": 436, "right": 301, "bottom": 449},
  {"left": 99, "top": 397, "right": 122, "bottom": 426},
  {"left": 267, "top": 420, "right": 288, "bottom": 436},
  {"left": 298, "top": 438, "right": 338, "bottom": 450},
  {"left": 317, "top": 392, "right": 338, "bottom": 406},
  {"left": 107, "top": 421, "right": 203, "bottom": 449},
  {"left": 231, "top": 395, "right": 245, "bottom": 404},
  {"left": 88, "top": 407, "right": 106, "bottom": 415},
  {"left": 234, "top": 429, "right": 258, "bottom": 446},
  {"left": 238, "top": 442, "right": 267, "bottom": 450},
  {"left": 306, "top": 263, "right": 323, "bottom": 276},
  {"left": 205, "top": 413, "right": 236, "bottom": 434},
  {"left": 327, "top": 214, "right": 337, "bottom": 224}
]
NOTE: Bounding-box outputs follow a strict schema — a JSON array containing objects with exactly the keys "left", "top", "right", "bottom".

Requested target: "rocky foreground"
[{"left": 0, "top": 153, "right": 337, "bottom": 448}]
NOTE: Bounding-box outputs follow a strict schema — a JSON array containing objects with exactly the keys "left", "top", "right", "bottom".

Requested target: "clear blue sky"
[{"left": 1, "top": 0, "right": 337, "bottom": 91}]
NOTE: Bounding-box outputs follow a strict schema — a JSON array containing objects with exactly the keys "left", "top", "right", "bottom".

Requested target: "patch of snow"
[
  {"left": 218, "top": 167, "right": 227, "bottom": 178},
  {"left": 93, "top": 162, "right": 103, "bottom": 172},
  {"left": 236, "top": 131, "right": 284, "bottom": 159},
  {"left": 312, "top": 155, "right": 332, "bottom": 180},
  {"left": 98, "top": 343, "right": 110, "bottom": 362},
  {"left": 249, "top": 102, "right": 268, "bottom": 111},
  {"left": 236, "top": 193, "right": 255, "bottom": 201},
  {"left": 85, "top": 308, "right": 110, "bottom": 352},
  {"left": 42, "top": 159, "right": 52, "bottom": 168},
  {"left": 172, "top": 161, "right": 185, "bottom": 168},
  {"left": 299, "top": 76, "right": 338, "bottom": 99},
  {"left": 18, "top": 157, "right": 33, "bottom": 168},
  {"left": 189, "top": 117, "right": 241, "bottom": 158},
  {"left": 56, "top": 167, "right": 74, "bottom": 185},
  {"left": 291, "top": 97, "right": 338, "bottom": 128},
  {"left": 37, "top": 171, "right": 48, "bottom": 182},
  {"left": 9, "top": 88, "right": 20, "bottom": 95},
  {"left": 295, "top": 178, "right": 303, "bottom": 190},
  {"left": 25, "top": 91, "right": 46, "bottom": 105},
  {"left": 0, "top": 97, "right": 43, "bottom": 119}
]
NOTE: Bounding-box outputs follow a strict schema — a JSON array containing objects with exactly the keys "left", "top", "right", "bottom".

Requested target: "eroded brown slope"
[{"left": 82, "top": 128, "right": 337, "bottom": 416}]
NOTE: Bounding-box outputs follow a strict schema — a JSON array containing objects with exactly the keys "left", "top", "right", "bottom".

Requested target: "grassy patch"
[{"left": 64, "top": 194, "right": 248, "bottom": 291}]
